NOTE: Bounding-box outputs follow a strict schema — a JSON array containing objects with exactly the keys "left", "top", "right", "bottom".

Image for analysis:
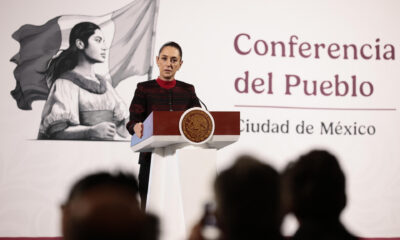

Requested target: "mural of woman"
[{"left": 38, "top": 22, "right": 129, "bottom": 140}]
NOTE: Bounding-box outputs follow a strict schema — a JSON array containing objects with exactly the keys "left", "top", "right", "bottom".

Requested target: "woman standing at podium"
[{"left": 126, "top": 42, "right": 200, "bottom": 210}]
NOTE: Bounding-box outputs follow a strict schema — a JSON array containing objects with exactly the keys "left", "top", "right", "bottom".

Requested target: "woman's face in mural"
[{"left": 82, "top": 29, "right": 107, "bottom": 63}]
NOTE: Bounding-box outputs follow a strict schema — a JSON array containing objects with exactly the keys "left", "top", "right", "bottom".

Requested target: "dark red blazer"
[
  {"left": 126, "top": 79, "right": 201, "bottom": 164},
  {"left": 126, "top": 79, "right": 201, "bottom": 134}
]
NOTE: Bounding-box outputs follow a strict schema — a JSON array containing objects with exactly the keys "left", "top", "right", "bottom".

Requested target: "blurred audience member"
[
  {"left": 61, "top": 171, "right": 159, "bottom": 240},
  {"left": 282, "top": 150, "right": 358, "bottom": 240},
  {"left": 190, "top": 155, "right": 283, "bottom": 240}
]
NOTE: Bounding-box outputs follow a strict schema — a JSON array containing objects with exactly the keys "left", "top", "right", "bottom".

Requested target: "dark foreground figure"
[
  {"left": 282, "top": 150, "right": 358, "bottom": 240},
  {"left": 61, "top": 171, "right": 159, "bottom": 240}
]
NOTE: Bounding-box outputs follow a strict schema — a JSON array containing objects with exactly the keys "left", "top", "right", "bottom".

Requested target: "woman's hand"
[
  {"left": 134, "top": 122, "right": 143, "bottom": 138},
  {"left": 88, "top": 122, "right": 116, "bottom": 140}
]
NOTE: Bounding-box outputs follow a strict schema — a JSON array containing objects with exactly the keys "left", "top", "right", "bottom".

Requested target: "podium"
[{"left": 131, "top": 110, "right": 240, "bottom": 240}]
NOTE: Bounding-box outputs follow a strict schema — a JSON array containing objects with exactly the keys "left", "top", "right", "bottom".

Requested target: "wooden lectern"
[{"left": 131, "top": 110, "right": 240, "bottom": 240}]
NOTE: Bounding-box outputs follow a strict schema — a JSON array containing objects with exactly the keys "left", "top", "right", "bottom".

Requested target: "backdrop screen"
[{"left": 0, "top": 0, "right": 399, "bottom": 238}]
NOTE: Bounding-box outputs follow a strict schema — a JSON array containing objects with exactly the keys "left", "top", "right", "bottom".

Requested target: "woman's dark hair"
[
  {"left": 45, "top": 22, "right": 100, "bottom": 85},
  {"left": 158, "top": 41, "right": 183, "bottom": 59}
]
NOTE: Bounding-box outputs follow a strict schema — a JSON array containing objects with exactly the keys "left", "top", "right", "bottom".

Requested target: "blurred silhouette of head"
[
  {"left": 284, "top": 150, "right": 347, "bottom": 222},
  {"left": 61, "top": 171, "right": 158, "bottom": 240},
  {"left": 214, "top": 155, "right": 281, "bottom": 240}
]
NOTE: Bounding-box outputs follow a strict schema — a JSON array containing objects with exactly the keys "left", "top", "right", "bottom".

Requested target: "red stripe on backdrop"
[
  {"left": 0, "top": 238, "right": 61, "bottom": 240},
  {"left": 1, "top": 238, "right": 400, "bottom": 240}
]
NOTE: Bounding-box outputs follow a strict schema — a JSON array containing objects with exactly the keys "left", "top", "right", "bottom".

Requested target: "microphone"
[{"left": 197, "top": 96, "right": 209, "bottom": 112}]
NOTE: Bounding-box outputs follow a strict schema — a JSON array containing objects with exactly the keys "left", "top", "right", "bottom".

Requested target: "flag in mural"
[{"left": 10, "top": 0, "right": 159, "bottom": 110}]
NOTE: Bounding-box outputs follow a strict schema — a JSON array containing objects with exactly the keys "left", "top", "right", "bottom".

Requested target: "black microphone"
[{"left": 197, "top": 96, "right": 209, "bottom": 112}]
